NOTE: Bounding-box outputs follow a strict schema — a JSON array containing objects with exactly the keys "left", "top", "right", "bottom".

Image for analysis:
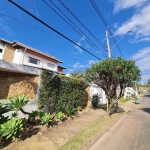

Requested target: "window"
[
  {"left": 29, "top": 57, "right": 40, "bottom": 65},
  {"left": 0, "top": 49, "right": 2, "bottom": 53},
  {"left": 47, "top": 63, "right": 55, "bottom": 68}
]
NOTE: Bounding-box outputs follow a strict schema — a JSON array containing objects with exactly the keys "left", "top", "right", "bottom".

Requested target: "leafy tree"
[
  {"left": 85, "top": 57, "right": 141, "bottom": 114},
  {"left": 70, "top": 71, "right": 85, "bottom": 80}
]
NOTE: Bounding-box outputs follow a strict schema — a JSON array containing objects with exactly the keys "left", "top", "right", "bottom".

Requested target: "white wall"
[
  {"left": 0, "top": 41, "right": 5, "bottom": 60},
  {"left": 13, "top": 49, "right": 23, "bottom": 64},
  {"left": 23, "top": 52, "right": 58, "bottom": 71},
  {"left": 90, "top": 84, "right": 107, "bottom": 104},
  {"left": 124, "top": 87, "right": 137, "bottom": 98}
]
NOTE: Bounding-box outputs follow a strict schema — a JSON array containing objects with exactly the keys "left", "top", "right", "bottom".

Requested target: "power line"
[
  {"left": 0, "top": 13, "right": 61, "bottom": 38},
  {"left": 8, "top": 0, "right": 101, "bottom": 60},
  {"left": 0, "top": 32, "right": 91, "bottom": 61},
  {"left": 58, "top": 0, "right": 108, "bottom": 52},
  {"left": 43, "top": 0, "right": 107, "bottom": 58},
  {"left": 90, "top": 0, "right": 123, "bottom": 57}
]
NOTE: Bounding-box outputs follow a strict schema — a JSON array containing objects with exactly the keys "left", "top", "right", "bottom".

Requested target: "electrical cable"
[
  {"left": 0, "top": 13, "right": 60, "bottom": 38},
  {"left": 43, "top": 0, "right": 107, "bottom": 58},
  {"left": 8, "top": 0, "right": 102, "bottom": 60},
  {"left": 58, "top": 0, "right": 108, "bottom": 52},
  {"left": 90, "top": 0, "right": 123, "bottom": 57}
]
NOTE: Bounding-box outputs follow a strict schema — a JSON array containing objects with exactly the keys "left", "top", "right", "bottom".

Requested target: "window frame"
[
  {"left": 47, "top": 62, "right": 55, "bottom": 69},
  {"left": 28, "top": 57, "right": 40, "bottom": 65}
]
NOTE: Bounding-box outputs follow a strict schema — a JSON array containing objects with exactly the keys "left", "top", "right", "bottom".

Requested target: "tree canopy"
[{"left": 85, "top": 57, "right": 141, "bottom": 114}]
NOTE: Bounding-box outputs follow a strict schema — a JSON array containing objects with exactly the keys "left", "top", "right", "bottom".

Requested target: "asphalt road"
[{"left": 89, "top": 93, "right": 150, "bottom": 150}]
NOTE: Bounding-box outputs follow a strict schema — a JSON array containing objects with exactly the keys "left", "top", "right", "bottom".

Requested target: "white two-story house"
[{"left": 0, "top": 39, "right": 66, "bottom": 99}]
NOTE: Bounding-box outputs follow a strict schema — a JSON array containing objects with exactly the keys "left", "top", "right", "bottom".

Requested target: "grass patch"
[
  {"left": 119, "top": 96, "right": 134, "bottom": 103},
  {"left": 59, "top": 113, "right": 120, "bottom": 150}
]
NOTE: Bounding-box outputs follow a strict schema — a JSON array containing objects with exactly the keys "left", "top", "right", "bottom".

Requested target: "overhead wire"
[
  {"left": 43, "top": 0, "right": 107, "bottom": 58},
  {"left": 0, "top": 32, "right": 91, "bottom": 61},
  {"left": 8, "top": 0, "right": 102, "bottom": 60},
  {"left": 90, "top": 0, "right": 123, "bottom": 57},
  {"left": 0, "top": 13, "right": 61, "bottom": 38},
  {"left": 58, "top": 0, "right": 108, "bottom": 52}
]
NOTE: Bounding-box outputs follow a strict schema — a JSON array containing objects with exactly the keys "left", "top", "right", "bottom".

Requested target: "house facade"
[{"left": 0, "top": 39, "right": 66, "bottom": 99}]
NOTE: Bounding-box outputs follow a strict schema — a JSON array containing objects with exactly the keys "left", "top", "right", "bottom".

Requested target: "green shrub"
[
  {"left": 38, "top": 70, "right": 86, "bottom": 114},
  {"left": 77, "top": 106, "right": 82, "bottom": 111},
  {"left": 57, "top": 112, "right": 65, "bottom": 121},
  {"left": 28, "top": 110, "right": 39, "bottom": 122},
  {"left": 38, "top": 110, "right": 45, "bottom": 118},
  {"left": 57, "top": 104, "right": 66, "bottom": 114},
  {"left": 40, "top": 113, "right": 53, "bottom": 126},
  {"left": 91, "top": 94, "right": 100, "bottom": 108},
  {"left": 6, "top": 95, "right": 29, "bottom": 111},
  {"left": 64, "top": 103, "right": 77, "bottom": 117},
  {"left": 0, "top": 116, "right": 9, "bottom": 125},
  {"left": 0, "top": 102, "right": 10, "bottom": 116},
  {"left": 0, "top": 118, "right": 23, "bottom": 140},
  {"left": 11, "top": 112, "right": 18, "bottom": 118},
  {"left": 0, "top": 102, "right": 10, "bottom": 125}
]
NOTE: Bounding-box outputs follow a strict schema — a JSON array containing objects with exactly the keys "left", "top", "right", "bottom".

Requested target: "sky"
[{"left": 0, "top": 0, "right": 150, "bottom": 83}]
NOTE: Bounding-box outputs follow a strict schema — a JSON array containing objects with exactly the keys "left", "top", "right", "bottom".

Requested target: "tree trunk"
[
  {"left": 108, "top": 100, "right": 113, "bottom": 116},
  {"left": 20, "top": 108, "right": 30, "bottom": 115}
]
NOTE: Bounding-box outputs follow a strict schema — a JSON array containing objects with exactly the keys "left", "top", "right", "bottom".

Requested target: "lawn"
[{"left": 59, "top": 113, "right": 120, "bottom": 150}]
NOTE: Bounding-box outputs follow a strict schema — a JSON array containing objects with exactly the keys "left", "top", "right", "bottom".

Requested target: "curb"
[{"left": 79, "top": 108, "right": 134, "bottom": 150}]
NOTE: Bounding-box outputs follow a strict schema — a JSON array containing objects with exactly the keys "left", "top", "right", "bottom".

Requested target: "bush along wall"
[{"left": 38, "top": 70, "right": 86, "bottom": 114}]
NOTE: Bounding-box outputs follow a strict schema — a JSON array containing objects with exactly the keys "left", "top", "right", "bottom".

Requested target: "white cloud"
[
  {"left": 131, "top": 47, "right": 150, "bottom": 60},
  {"left": 80, "top": 35, "right": 85, "bottom": 41},
  {"left": 88, "top": 60, "right": 97, "bottom": 65},
  {"left": 114, "top": 3, "right": 150, "bottom": 40},
  {"left": 113, "top": 23, "right": 119, "bottom": 29},
  {"left": 113, "top": 0, "right": 148, "bottom": 13},
  {"left": 73, "top": 62, "right": 89, "bottom": 69},
  {"left": 74, "top": 42, "right": 82, "bottom": 53},
  {"left": 131, "top": 47, "right": 150, "bottom": 82},
  {"left": 129, "top": 37, "right": 150, "bottom": 43}
]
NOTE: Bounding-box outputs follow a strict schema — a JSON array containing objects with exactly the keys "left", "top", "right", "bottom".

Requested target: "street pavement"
[{"left": 89, "top": 92, "right": 150, "bottom": 150}]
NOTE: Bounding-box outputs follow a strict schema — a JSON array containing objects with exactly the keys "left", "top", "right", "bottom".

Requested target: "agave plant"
[
  {"left": 0, "top": 116, "right": 9, "bottom": 125},
  {"left": 6, "top": 95, "right": 30, "bottom": 114},
  {"left": 11, "top": 112, "right": 18, "bottom": 118},
  {"left": 57, "top": 104, "right": 66, "bottom": 114},
  {"left": 64, "top": 103, "right": 77, "bottom": 117},
  {"left": 28, "top": 110, "right": 39, "bottom": 122},
  {"left": 77, "top": 106, "right": 82, "bottom": 111},
  {"left": 0, "top": 118, "right": 23, "bottom": 140},
  {"left": 57, "top": 112, "right": 65, "bottom": 121},
  {"left": 38, "top": 110, "right": 45, "bottom": 118},
  {"left": 40, "top": 113, "right": 53, "bottom": 126},
  {"left": 0, "top": 102, "right": 10, "bottom": 116}
]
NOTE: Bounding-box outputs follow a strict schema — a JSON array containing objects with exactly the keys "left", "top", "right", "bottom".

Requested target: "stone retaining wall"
[
  {"left": 0, "top": 71, "right": 39, "bottom": 99},
  {"left": 2, "top": 43, "right": 15, "bottom": 62}
]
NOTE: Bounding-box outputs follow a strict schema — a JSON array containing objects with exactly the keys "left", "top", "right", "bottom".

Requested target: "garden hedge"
[{"left": 38, "top": 70, "right": 87, "bottom": 113}]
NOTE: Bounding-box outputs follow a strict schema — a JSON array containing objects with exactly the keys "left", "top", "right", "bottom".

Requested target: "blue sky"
[{"left": 0, "top": 0, "right": 150, "bottom": 83}]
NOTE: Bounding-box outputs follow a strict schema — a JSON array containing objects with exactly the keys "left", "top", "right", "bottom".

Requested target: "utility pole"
[
  {"left": 106, "top": 30, "right": 111, "bottom": 114},
  {"left": 106, "top": 30, "right": 111, "bottom": 58}
]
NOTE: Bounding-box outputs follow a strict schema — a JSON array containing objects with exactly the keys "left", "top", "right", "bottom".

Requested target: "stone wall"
[
  {"left": 2, "top": 43, "right": 15, "bottom": 62},
  {"left": 84, "top": 86, "right": 91, "bottom": 107},
  {"left": 0, "top": 71, "right": 39, "bottom": 99}
]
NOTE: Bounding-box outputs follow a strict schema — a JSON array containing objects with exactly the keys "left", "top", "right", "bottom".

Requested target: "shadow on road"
[
  {"left": 139, "top": 108, "right": 150, "bottom": 114},
  {"left": 143, "top": 94, "right": 150, "bottom": 97}
]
